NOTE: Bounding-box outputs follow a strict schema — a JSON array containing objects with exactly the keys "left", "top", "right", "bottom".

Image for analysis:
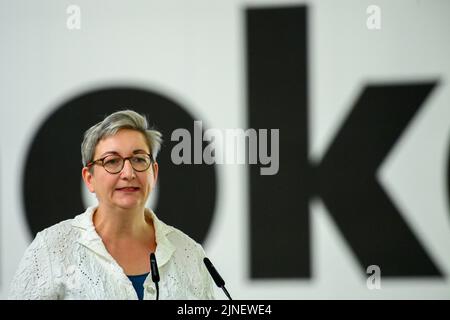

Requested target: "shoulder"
[
  {"left": 158, "top": 218, "right": 204, "bottom": 250},
  {"left": 40, "top": 218, "right": 74, "bottom": 236},
  {"left": 151, "top": 212, "right": 206, "bottom": 259},
  {"left": 154, "top": 218, "right": 216, "bottom": 299},
  {"left": 35, "top": 209, "right": 90, "bottom": 248}
]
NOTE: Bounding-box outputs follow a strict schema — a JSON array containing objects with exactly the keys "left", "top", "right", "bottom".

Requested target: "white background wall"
[{"left": 1, "top": 0, "right": 449, "bottom": 299}]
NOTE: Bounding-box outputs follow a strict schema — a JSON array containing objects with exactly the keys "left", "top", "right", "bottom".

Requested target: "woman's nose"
[{"left": 120, "top": 159, "right": 136, "bottom": 179}]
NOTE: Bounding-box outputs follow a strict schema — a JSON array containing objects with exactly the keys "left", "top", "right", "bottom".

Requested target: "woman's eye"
[{"left": 105, "top": 158, "right": 120, "bottom": 165}]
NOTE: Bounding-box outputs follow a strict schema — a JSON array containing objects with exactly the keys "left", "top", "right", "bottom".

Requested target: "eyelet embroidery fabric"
[{"left": 8, "top": 206, "right": 216, "bottom": 300}]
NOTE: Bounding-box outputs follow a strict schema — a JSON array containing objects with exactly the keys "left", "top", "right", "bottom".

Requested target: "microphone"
[
  {"left": 203, "top": 257, "right": 232, "bottom": 300},
  {"left": 150, "top": 252, "right": 160, "bottom": 300}
]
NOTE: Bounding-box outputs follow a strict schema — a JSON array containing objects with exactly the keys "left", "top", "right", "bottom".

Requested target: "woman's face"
[{"left": 82, "top": 129, "right": 158, "bottom": 211}]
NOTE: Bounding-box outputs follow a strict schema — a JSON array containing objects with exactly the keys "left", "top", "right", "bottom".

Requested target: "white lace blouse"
[{"left": 8, "top": 206, "right": 216, "bottom": 300}]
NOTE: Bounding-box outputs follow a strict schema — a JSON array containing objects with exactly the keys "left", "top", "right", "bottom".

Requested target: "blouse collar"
[{"left": 71, "top": 206, "right": 176, "bottom": 269}]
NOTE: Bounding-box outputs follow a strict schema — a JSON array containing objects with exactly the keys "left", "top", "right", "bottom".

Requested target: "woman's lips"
[{"left": 116, "top": 187, "right": 140, "bottom": 192}]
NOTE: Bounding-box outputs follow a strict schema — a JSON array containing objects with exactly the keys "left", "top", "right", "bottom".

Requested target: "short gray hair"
[{"left": 81, "top": 110, "right": 162, "bottom": 167}]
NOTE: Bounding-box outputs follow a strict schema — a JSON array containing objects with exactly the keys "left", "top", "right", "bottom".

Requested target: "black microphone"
[
  {"left": 150, "top": 252, "right": 160, "bottom": 300},
  {"left": 203, "top": 257, "right": 232, "bottom": 300}
]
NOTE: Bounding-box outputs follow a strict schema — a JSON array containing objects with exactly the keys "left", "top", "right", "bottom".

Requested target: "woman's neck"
[
  {"left": 93, "top": 205, "right": 156, "bottom": 275},
  {"left": 93, "top": 205, "right": 152, "bottom": 241}
]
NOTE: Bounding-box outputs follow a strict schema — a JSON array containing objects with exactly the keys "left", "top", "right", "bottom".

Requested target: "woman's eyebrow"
[
  {"left": 133, "top": 149, "right": 149, "bottom": 154},
  {"left": 99, "top": 151, "right": 120, "bottom": 157},
  {"left": 99, "top": 149, "right": 149, "bottom": 157}
]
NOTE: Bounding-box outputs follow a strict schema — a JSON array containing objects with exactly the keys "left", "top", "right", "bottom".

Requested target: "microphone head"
[
  {"left": 150, "top": 252, "right": 160, "bottom": 283},
  {"left": 203, "top": 257, "right": 225, "bottom": 288}
]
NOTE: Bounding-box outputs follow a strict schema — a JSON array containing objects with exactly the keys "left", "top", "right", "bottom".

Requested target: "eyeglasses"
[{"left": 87, "top": 153, "right": 154, "bottom": 174}]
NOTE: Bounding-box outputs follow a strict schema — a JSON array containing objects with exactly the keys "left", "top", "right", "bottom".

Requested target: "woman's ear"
[{"left": 82, "top": 167, "right": 95, "bottom": 193}]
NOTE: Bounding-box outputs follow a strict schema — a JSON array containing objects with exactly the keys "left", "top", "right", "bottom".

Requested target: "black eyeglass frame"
[{"left": 86, "top": 153, "right": 154, "bottom": 174}]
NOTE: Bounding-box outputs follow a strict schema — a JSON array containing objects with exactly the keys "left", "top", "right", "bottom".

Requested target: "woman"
[{"left": 9, "top": 110, "right": 216, "bottom": 299}]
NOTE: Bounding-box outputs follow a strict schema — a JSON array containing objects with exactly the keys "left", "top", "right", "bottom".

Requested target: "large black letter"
[
  {"left": 315, "top": 83, "right": 442, "bottom": 277},
  {"left": 247, "top": 5, "right": 442, "bottom": 278},
  {"left": 23, "top": 87, "right": 216, "bottom": 244},
  {"left": 247, "top": 6, "right": 310, "bottom": 278}
]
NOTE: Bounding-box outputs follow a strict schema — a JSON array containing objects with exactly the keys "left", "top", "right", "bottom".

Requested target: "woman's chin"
[{"left": 114, "top": 199, "right": 143, "bottom": 210}]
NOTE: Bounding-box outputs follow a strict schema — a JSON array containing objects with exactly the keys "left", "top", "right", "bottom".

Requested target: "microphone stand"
[{"left": 221, "top": 285, "right": 232, "bottom": 301}]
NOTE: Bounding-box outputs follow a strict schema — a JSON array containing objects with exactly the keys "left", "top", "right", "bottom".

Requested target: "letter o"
[{"left": 23, "top": 87, "right": 217, "bottom": 243}]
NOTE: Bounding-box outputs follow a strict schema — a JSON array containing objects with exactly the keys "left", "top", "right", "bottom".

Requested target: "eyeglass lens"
[{"left": 103, "top": 154, "right": 151, "bottom": 173}]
